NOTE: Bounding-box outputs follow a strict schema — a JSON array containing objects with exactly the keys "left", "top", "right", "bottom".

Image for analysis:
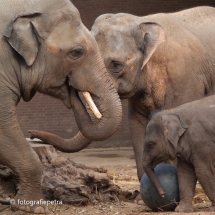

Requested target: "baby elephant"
[{"left": 142, "top": 95, "right": 215, "bottom": 212}]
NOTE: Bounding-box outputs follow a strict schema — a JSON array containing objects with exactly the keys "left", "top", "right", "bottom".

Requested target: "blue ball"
[{"left": 140, "top": 164, "right": 179, "bottom": 211}]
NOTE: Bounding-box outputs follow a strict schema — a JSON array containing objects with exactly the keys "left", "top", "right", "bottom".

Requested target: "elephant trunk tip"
[
  {"left": 28, "top": 130, "right": 36, "bottom": 139},
  {"left": 160, "top": 191, "right": 165, "bottom": 198}
]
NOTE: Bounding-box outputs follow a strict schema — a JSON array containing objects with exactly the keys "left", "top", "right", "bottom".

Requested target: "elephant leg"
[
  {"left": 194, "top": 161, "right": 215, "bottom": 211},
  {"left": 129, "top": 105, "right": 148, "bottom": 181},
  {"left": 129, "top": 104, "right": 148, "bottom": 204},
  {"left": 175, "top": 160, "right": 197, "bottom": 212},
  {"left": 0, "top": 116, "right": 48, "bottom": 213}
]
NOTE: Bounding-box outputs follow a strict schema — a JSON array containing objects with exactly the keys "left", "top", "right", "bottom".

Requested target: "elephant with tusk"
[{"left": 0, "top": 0, "right": 122, "bottom": 213}]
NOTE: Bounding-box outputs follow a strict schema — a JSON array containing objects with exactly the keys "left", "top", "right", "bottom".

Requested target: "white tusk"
[{"left": 82, "top": 91, "right": 102, "bottom": 119}]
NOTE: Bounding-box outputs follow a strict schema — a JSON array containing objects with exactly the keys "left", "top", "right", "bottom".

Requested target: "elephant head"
[
  {"left": 91, "top": 13, "right": 166, "bottom": 99},
  {"left": 142, "top": 112, "right": 188, "bottom": 197},
  {"left": 5, "top": 0, "right": 122, "bottom": 146}
]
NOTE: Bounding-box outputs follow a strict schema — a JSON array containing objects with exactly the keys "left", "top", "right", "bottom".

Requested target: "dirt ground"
[{"left": 1, "top": 147, "right": 215, "bottom": 215}]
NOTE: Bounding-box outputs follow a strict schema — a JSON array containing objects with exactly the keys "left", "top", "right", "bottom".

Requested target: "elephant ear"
[
  {"left": 134, "top": 22, "right": 166, "bottom": 69},
  {"left": 4, "top": 12, "right": 42, "bottom": 66},
  {"left": 163, "top": 114, "right": 188, "bottom": 158}
]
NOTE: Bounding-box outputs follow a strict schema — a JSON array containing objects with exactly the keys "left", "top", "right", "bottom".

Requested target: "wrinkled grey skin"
[
  {"left": 0, "top": 0, "right": 121, "bottom": 213},
  {"left": 91, "top": 6, "right": 215, "bottom": 181},
  {"left": 143, "top": 95, "right": 215, "bottom": 212}
]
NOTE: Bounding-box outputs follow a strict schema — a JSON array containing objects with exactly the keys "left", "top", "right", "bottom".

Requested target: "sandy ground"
[
  {"left": 63, "top": 147, "right": 139, "bottom": 192},
  {"left": 1, "top": 147, "right": 215, "bottom": 215}
]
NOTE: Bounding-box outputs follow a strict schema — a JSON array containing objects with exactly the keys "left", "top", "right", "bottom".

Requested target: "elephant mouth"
[
  {"left": 118, "top": 90, "right": 136, "bottom": 100},
  {"left": 152, "top": 157, "right": 166, "bottom": 168}
]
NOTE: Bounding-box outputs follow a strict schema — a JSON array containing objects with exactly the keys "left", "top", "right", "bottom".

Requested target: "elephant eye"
[
  {"left": 110, "top": 61, "right": 124, "bottom": 74},
  {"left": 148, "top": 142, "right": 155, "bottom": 149},
  {"left": 69, "top": 47, "right": 84, "bottom": 60}
]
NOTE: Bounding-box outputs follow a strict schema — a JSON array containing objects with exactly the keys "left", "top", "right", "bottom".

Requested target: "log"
[{"left": 0, "top": 141, "right": 126, "bottom": 205}]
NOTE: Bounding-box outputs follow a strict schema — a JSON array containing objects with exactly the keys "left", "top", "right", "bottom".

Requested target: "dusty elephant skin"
[
  {"left": 91, "top": 6, "right": 215, "bottom": 181},
  {"left": 0, "top": 0, "right": 121, "bottom": 214},
  {"left": 142, "top": 95, "right": 215, "bottom": 212}
]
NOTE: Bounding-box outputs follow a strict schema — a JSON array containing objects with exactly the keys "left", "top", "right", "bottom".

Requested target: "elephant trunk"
[
  {"left": 70, "top": 69, "right": 122, "bottom": 141},
  {"left": 29, "top": 48, "right": 122, "bottom": 151},
  {"left": 143, "top": 162, "right": 165, "bottom": 197},
  {"left": 29, "top": 130, "right": 91, "bottom": 153}
]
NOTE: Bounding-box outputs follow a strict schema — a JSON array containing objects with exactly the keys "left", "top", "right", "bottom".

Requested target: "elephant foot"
[
  {"left": 175, "top": 203, "right": 194, "bottom": 212},
  {"left": 134, "top": 194, "right": 146, "bottom": 205},
  {"left": 10, "top": 193, "right": 49, "bottom": 214}
]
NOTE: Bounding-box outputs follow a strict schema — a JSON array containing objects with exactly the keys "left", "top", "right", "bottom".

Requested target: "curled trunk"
[
  {"left": 29, "top": 69, "right": 122, "bottom": 152},
  {"left": 70, "top": 82, "right": 122, "bottom": 141},
  {"left": 64, "top": 39, "right": 123, "bottom": 141},
  {"left": 29, "top": 130, "right": 91, "bottom": 153},
  {"left": 30, "top": 51, "right": 122, "bottom": 151}
]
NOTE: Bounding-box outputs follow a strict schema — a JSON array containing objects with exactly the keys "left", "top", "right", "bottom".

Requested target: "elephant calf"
[{"left": 142, "top": 95, "right": 215, "bottom": 212}]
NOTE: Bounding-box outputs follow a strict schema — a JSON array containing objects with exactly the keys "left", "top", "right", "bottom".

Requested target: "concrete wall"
[{"left": 17, "top": 0, "right": 215, "bottom": 148}]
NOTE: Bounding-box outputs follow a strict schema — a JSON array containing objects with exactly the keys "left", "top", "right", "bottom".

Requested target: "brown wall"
[
  {"left": 72, "top": 0, "right": 215, "bottom": 29},
  {"left": 17, "top": 0, "right": 215, "bottom": 148}
]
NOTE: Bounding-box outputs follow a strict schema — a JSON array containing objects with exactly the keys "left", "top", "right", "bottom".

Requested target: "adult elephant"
[
  {"left": 90, "top": 6, "right": 215, "bottom": 181},
  {"left": 1, "top": 0, "right": 121, "bottom": 213}
]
